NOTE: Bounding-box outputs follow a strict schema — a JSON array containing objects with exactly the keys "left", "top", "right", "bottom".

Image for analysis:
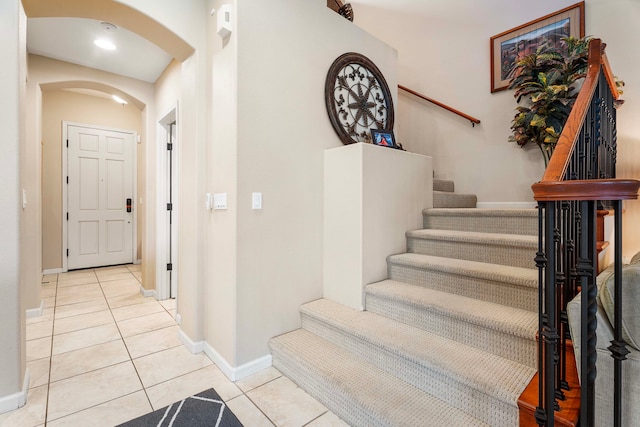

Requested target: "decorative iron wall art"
[{"left": 325, "top": 52, "right": 394, "bottom": 145}]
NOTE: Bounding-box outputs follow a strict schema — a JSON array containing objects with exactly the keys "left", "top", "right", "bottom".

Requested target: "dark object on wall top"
[{"left": 328, "top": 0, "right": 354, "bottom": 22}]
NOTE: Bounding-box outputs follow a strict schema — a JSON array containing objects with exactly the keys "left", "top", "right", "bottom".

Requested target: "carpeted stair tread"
[
  {"left": 365, "top": 280, "right": 537, "bottom": 367},
  {"left": 423, "top": 208, "right": 538, "bottom": 235},
  {"left": 433, "top": 178, "right": 455, "bottom": 192},
  {"left": 366, "top": 280, "right": 537, "bottom": 338},
  {"left": 300, "top": 299, "right": 536, "bottom": 410},
  {"left": 270, "top": 329, "right": 490, "bottom": 427},
  {"left": 433, "top": 191, "right": 477, "bottom": 208},
  {"left": 387, "top": 253, "right": 537, "bottom": 288},
  {"left": 405, "top": 229, "right": 537, "bottom": 268}
]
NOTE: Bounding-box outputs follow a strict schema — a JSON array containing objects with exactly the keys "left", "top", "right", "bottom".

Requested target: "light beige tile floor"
[{"left": 0, "top": 264, "right": 349, "bottom": 427}]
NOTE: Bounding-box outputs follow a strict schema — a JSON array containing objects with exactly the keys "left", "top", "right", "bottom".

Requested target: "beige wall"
[
  {"left": 217, "top": 0, "right": 398, "bottom": 367},
  {"left": 41, "top": 89, "right": 143, "bottom": 269},
  {"left": 0, "top": 0, "right": 27, "bottom": 409},
  {"left": 352, "top": 0, "right": 640, "bottom": 256}
]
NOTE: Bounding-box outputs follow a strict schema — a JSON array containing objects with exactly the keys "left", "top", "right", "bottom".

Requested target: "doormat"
[{"left": 117, "top": 388, "right": 243, "bottom": 427}]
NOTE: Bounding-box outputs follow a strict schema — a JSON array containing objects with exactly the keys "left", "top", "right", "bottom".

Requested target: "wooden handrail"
[
  {"left": 398, "top": 84, "right": 481, "bottom": 127},
  {"left": 533, "top": 38, "right": 638, "bottom": 202},
  {"left": 537, "top": 39, "right": 619, "bottom": 186}
]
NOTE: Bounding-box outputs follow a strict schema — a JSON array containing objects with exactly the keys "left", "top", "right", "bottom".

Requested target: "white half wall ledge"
[
  {"left": 324, "top": 143, "right": 433, "bottom": 310},
  {"left": 203, "top": 342, "right": 272, "bottom": 382},
  {"left": 0, "top": 369, "right": 29, "bottom": 415}
]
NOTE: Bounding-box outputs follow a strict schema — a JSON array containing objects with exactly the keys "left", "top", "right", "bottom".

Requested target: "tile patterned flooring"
[{"left": 0, "top": 265, "right": 349, "bottom": 427}]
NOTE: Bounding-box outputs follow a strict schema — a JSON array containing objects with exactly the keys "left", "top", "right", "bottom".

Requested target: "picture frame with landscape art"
[{"left": 490, "top": 2, "right": 585, "bottom": 93}]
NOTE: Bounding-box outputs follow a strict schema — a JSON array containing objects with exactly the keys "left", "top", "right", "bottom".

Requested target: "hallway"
[{"left": 0, "top": 265, "right": 347, "bottom": 426}]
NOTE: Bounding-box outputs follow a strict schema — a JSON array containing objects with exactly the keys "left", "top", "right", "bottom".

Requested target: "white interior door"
[{"left": 67, "top": 124, "right": 134, "bottom": 270}]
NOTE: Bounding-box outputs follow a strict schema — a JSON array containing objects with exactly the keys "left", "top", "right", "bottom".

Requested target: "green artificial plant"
[{"left": 508, "top": 36, "right": 591, "bottom": 165}]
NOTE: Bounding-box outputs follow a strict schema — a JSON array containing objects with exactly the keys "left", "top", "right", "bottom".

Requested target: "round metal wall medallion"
[{"left": 325, "top": 52, "right": 394, "bottom": 145}]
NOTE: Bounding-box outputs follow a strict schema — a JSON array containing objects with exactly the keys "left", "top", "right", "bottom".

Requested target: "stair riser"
[
  {"left": 407, "top": 237, "right": 536, "bottom": 269},
  {"left": 387, "top": 263, "right": 537, "bottom": 311},
  {"left": 423, "top": 215, "right": 537, "bottom": 236},
  {"left": 365, "top": 293, "right": 536, "bottom": 368},
  {"left": 433, "top": 179, "right": 454, "bottom": 192},
  {"left": 301, "top": 314, "right": 520, "bottom": 426},
  {"left": 433, "top": 193, "right": 477, "bottom": 208}
]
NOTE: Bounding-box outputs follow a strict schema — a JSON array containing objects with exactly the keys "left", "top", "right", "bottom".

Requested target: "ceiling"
[
  {"left": 25, "top": 3, "right": 482, "bottom": 85},
  {"left": 27, "top": 17, "right": 173, "bottom": 83}
]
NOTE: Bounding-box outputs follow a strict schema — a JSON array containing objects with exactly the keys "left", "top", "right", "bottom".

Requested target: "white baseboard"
[
  {"left": 178, "top": 328, "right": 204, "bottom": 354},
  {"left": 0, "top": 369, "right": 29, "bottom": 415},
  {"left": 26, "top": 301, "right": 44, "bottom": 319},
  {"left": 42, "top": 268, "right": 63, "bottom": 275},
  {"left": 139, "top": 286, "right": 156, "bottom": 298},
  {"left": 133, "top": 259, "right": 142, "bottom": 265},
  {"left": 203, "top": 342, "right": 272, "bottom": 382},
  {"left": 476, "top": 202, "right": 537, "bottom": 209}
]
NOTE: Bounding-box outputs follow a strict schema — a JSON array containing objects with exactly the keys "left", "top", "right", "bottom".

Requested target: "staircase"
[{"left": 270, "top": 179, "right": 539, "bottom": 426}]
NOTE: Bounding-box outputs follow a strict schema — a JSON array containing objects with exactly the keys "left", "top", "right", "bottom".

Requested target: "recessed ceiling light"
[
  {"left": 94, "top": 39, "right": 116, "bottom": 50},
  {"left": 112, "top": 95, "right": 128, "bottom": 105},
  {"left": 100, "top": 21, "right": 119, "bottom": 32}
]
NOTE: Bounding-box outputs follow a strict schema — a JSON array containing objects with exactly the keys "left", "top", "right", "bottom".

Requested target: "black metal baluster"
[
  {"left": 608, "top": 200, "right": 629, "bottom": 427},
  {"left": 578, "top": 200, "right": 597, "bottom": 427}
]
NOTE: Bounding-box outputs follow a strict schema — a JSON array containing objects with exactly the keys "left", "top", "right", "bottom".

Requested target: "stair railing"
[
  {"left": 398, "top": 85, "right": 481, "bottom": 127},
  {"left": 531, "top": 38, "right": 639, "bottom": 427}
]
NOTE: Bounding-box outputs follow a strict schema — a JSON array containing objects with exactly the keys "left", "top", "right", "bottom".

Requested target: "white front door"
[{"left": 67, "top": 124, "right": 135, "bottom": 270}]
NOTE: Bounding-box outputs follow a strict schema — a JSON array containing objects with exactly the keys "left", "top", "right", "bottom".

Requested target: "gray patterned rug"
[{"left": 118, "top": 388, "right": 243, "bottom": 427}]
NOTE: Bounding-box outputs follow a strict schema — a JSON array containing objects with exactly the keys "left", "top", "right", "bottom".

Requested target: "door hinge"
[
  {"left": 167, "top": 263, "right": 173, "bottom": 271},
  {"left": 66, "top": 176, "right": 69, "bottom": 184},
  {"left": 167, "top": 203, "right": 172, "bottom": 211},
  {"left": 66, "top": 212, "right": 69, "bottom": 221},
  {"left": 66, "top": 139, "right": 69, "bottom": 148},
  {"left": 167, "top": 143, "right": 173, "bottom": 151},
  {"left": 66, "top": 249, "right": 69, "bottom": 257}
]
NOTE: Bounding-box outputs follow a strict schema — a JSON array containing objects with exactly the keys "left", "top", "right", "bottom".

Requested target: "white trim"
[
  {"left": 203, "top": 342, "right": 272, "bottom": 382},
  {"left": 42, "top": 268, "right": 63, "bottom": 275},
  {"left": 0, "top": 369, "right": 29, "bottom": 415},
  {"left": 133, "top": 259, "right": 142, "bottom": 265},
  {"left": 178, "top": 328, "right": 204, "bottom": 354},
  {"left": 156, "top": 106, "right": 179, "bottom": 301},
  {"left": 139, "top": 286, "right": 156, "bottom": 298},
  {"left": 62, "top": 121, "right": 138, "bottom": 271},
  {"left": 26, "top": 301, "right": 44, "bottom": 318},
  {"left": 476, "top": 202, "right": 537, "bottom": 209}
]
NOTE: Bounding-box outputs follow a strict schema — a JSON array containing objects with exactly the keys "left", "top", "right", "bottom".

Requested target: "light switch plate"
[
  {"left": 213, "top": 193, "right": 227, "bottom": 210},
  {"left": 252, "top": 192, "right": 262, "bottom": 210}
]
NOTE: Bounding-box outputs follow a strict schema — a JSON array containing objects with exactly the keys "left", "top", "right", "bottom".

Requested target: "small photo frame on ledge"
[{"left": 370, "top": 129, "right": 396, "bottom": 148}]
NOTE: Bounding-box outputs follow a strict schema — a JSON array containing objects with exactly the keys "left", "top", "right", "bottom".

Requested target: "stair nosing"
[{"left": 387, "top": 253, "right": 537, "bottom": 288}]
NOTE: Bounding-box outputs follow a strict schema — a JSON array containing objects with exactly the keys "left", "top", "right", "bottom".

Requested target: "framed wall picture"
[
  {"left": 370, "top": 129, "right": 396, "bottom": 148},
  {"left": 490, "top": 2, "right": 585, "bottom": 93}
]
